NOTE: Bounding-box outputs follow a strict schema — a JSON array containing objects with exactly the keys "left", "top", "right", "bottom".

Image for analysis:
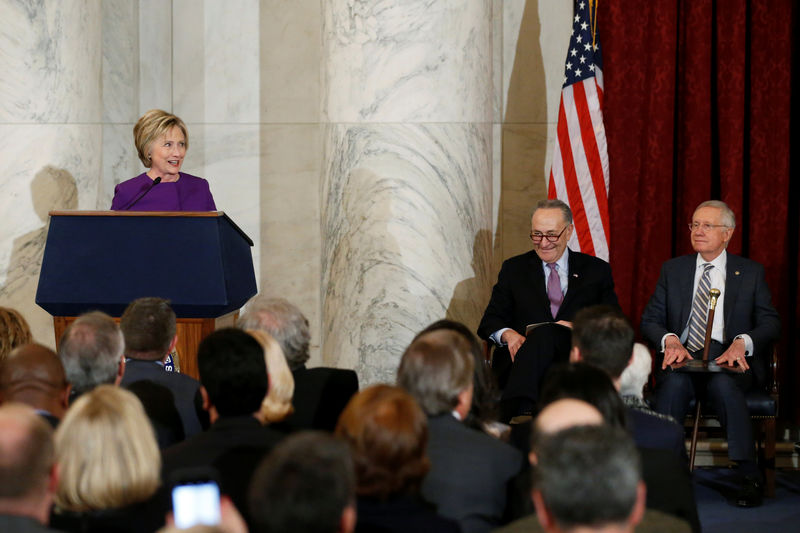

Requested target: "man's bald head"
[
  {"left": 0, "top": 344, "right": 70, "bottom": 419},
  {"left": 530, "top": 399, "right": 604, "bottom": 464}
]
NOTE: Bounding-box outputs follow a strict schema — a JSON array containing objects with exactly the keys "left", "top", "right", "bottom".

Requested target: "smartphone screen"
[{"left": 172, "top": 480, "right": 221, "bottom": 529}]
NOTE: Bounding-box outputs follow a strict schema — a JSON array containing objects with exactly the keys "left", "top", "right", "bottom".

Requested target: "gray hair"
[
  {"left": 58, "top": 311, "right": 124, "bottom": 395},
  {"left": 535, "top": 425, "right": 641, "bottom": 529},
  {"left": 695, "top": 200, "right": 736, "bottom": 228},
  {"left": 532, "top": 199, "right": 573, "bottom": 225},
  {"left": 238, "top": 296, "right": 310, "bottom": 370},
  {"left": 619, "top": 343, "right": 652, "bottom": 399},
  {"left": 397, "top": 329, "right": 474, "bottom": 416}
]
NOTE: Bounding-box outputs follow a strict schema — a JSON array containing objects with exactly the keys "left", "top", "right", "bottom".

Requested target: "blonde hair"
[
  {"left": 0, "top": 307, "right": 33, "bottom": 361},
  {"left": 133, "top": 109, "right": 189, "bottom": 167},
  {"left": 54, "top": 385, "right": 160, "bottom": 511},
  {"left": 246, "top": 329, "right": 294, "bottom": 423}
]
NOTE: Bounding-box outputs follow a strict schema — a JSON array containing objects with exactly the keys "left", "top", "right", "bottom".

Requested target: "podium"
[{"left": 35, "top": 211, "right": 258, "bottom": 379}]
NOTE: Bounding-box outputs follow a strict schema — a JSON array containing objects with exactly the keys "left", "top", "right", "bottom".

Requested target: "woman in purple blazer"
[{"left": 110, "top": 109, "right": 216, "bottom": 211}]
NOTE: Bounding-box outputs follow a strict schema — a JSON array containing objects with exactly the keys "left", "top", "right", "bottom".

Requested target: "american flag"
[{"left": 548, "top": 0, "right": 610, "bottom": 261}]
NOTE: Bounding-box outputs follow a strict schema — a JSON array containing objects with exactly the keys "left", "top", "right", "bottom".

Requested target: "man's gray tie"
[
  {"left": 685, "top": 263, "right": 714, "bottom": 352},
  {"left": 547, "top": 263, "right": 563, "bottom": 319}
]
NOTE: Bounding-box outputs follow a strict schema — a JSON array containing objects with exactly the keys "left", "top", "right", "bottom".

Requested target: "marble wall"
[{"left": 0, "top": 0, "right": 571, "bottom": 384}]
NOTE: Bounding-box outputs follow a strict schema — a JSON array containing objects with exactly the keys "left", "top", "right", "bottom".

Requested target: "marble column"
[
  {"left": 0, "top": 0, "right": 103, "bottom": 347},
  {"left": 321, "top": 1, "right": 495, "bottom": 384}
]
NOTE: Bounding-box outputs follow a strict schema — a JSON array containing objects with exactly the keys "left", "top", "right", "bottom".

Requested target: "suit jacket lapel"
[
  {"left": 559, "top": 249, "right": 583, "bottom": 318},
  {"left": 723, "top": 254, "right": 744, "bottom": 341},
  {"left": 677, "top": 255, "right": 696, "bottom": 330},
  {"left": 527, "top": 251, "right": 551, "bottom": 317}
]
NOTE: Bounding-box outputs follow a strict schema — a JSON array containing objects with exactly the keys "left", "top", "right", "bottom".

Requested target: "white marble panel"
[
  {"left": 258, "top": 124, "right": 322, "bottom": 366},
  {"left": 139, "top": 0, "right": 173, "bottom": 112},
  {"left": 100, "top": 124, "right": 141, "bottom": 209},
  {"left": 321, "top": 123, "right": 492, "bottom": 384},
  {"left": 103, "top": 0, "right": 139, "bottom": 123},
  {"left": 539, "top": 0, "right": 573, "bottom": 125},
  {"left": 182, "top": 124, "right": 261, "bottom": 279},
  {"left": 492, "top": 0, "right": 503, "bottom": 123},
  {"left": 0, "top": 125, "right": 102, "bottom": 347},
  {"left": 259, "top": 0, "right": 322, "bottom": 123},
  {"left": 0, "top": 0, "right": 102, "bottom": 123},
  {"left": 173, "top": 0, "right": 260, "bottom": 123},
  {"left": 502, "top": 0, "right": 525, "bottom": 120},
  {"left": 323, "top": 0, "right": 493, "bottom": 123}
]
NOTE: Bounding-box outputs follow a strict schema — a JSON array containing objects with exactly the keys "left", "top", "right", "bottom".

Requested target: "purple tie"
[{"left": 547, "top": 263, "right": 563, "bottom": 318}]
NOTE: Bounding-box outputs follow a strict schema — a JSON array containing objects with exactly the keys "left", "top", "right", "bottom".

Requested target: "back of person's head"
[
  {"left": 539, "top": 362, "right": 627, "bottom": 429},
  {"left": 0, "top": 403, "right": 55, "bottom": 512},
  {"left": 414, "top": 319, "right": 498, "bottom": 426},
  {"left": 197, "top": 328, "right": 268, "bottom": 417},
  {"left": 120, "top": 297, "right": 177, "bottom": 361},
  {"left": 533, "top": 425, "right": 644, "bottom": 532},
  {"left": 619, "top": 343, "right": 652, "bottom": 399},
  {"left": 58, "top": 311, "right": 124, "bottom": 396},
  {"left": 237, "top": 296, "right": 311, "bottom": 371},
  {"left": 247, "top": 329, "right": 295, "bottom": 423},
  {"left": 335, "top": 385, "right": 429, "bottom": 500},
  {"left": 397, "top": 329, "right": 474, "bottom": 416},
  {"left": 0, "top": 344, "right": 70, "bottom": 416},
  {"left": 531, "top": 399, "right": 604, "bottom": 458},
  {"left": 571, "top": 305, "right": 634, "bottom": 379},
  {"left": 0, "top": 307, "right": 33, "bottom": 361},
  {"left": 249, "top": 431, "right": 355, "bottom": 533},
  {"left": 54, "top": 385, "right": 160, "bottom": 511}
]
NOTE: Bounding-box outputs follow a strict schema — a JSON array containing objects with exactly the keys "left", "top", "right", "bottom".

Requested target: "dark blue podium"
[{"left": 36, "top": 211, "right": 257, "bottom": 378}]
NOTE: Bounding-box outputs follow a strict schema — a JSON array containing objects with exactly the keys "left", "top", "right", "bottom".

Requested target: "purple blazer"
[{"left": 110, "top": 172, "right": 217, "bottom": 211}]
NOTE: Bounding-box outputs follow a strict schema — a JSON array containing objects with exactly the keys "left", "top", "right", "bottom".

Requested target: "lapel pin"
[
  {"left": 735, "top": 271, "right": 740, "bottom": 275},
  {"left": 572, "top": 273, "right": 579, "bottom": 278}
]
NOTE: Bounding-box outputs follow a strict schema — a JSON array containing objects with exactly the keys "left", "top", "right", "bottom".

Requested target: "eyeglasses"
[
  {"left": 688, "top": 222, "right": 729, "bottom": 232},
  {"left": 530, "top": 225, "right": 568, "bottom": 244}
]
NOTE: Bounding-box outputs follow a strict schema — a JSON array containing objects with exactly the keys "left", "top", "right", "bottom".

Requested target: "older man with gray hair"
[
  {"left": 237, "top": 295, "right": 358, "bottom": 431},
  {"left": 58, "top": 311, "right": 125, "bottom": 401},
  {"left": 397, "top": 328, "right": 522, "bottom": 533}
]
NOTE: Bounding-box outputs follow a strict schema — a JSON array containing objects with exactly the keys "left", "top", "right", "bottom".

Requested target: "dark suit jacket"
[
  {"left": 355, "top": 495, "right": 461, "bottom": 533},
  {"left": 121, "top": 359, "right": 207, "bottom": 447},
  {"left": 161, "top": 415, "right": 285, "bottom": 524},
  {"left": 284, "top": 365, "right": 359, "bottom": 432},
  {"left": 492, "top": 508, "right": 692, "bottom": 533},
  {"left": 640, "top": 253, "right": 780, "bottom": 387},
  {"left": 422, "top": 414, "right": 524, "bottom": 533},
  {"left": 0, "top": 515, "right": 62, "bottom": 533},
  {"left": 626, "top": 406, "right": 688, "bottom": 463},
  {"left": 478, "top": 249, "right": 618, "bottom": 339}
]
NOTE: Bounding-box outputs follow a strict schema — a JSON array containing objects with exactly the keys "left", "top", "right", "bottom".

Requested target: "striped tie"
[{"left": 685, "top": 263, "right": 714, "bottom": 352}]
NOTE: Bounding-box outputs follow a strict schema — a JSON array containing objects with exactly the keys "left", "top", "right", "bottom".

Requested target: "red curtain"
[{"left": 599, "top": 1, "right": 799, "bottom": 421}]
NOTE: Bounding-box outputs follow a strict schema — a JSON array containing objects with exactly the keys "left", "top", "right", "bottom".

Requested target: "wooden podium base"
[{"left": 53, "top": 313, "right": 237, "bottom": 380}]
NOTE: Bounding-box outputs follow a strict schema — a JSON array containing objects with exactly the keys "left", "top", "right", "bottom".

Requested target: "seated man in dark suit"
[
  {"left": 398, "top": 329, "right": 523, "bottom": 533},
  {"left": 119, "top": 297, "right": 207, "bottom": 447},
  {"left": 641, "top": 200, "right": 780, "bottom": 507},
  {"left": 161, "top": 328, "right": 285, "bottom": 526},
  {"left": 0, "top": 344, "right": 70, "bottom": 428},
  {"left": 249, "top": 432, "right": 356, "bottom": 533},
  {"left": 569, "top": 305, "right": 687, "bottom": 461},
  {"left": 238, "top": 296, "right": 358, "bottom": 431},
  {"left": 478, "top": 199, "right": 618, "bottom": 419},
  {"left": 0, "top": 404, "right": 61, "bottom": 532}
]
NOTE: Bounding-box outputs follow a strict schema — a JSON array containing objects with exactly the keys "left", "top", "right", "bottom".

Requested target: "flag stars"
[
  {"left": 576, "top": 35, "right": 583, "bottom": 43},
  {"left": 575, "top": 68, "right": 582, "bottom": 77},
  {"left": 579, "top": 55, "right": 586, "bottom": 64},
  {"left": 589, "top": 63, "right": 595, "bottom": 72},
  {"left": 584, "top": 43, "right": 592, "bottom": 51},
  {"left": 566, "top": 62, "right": 573, "bottom": 70},
  {"left": 593, "top": 43, "right": 599, "bottom": 51},
  {"left": 570, "top": 48, "right": 578, "bottom": 57},
  {"left": 575, "top": 14, "right": 581, "bottom": 22},
  {"left": 581, "top": 22, "right": 589, "bottom": 31},
  {"left": 579, "top": 1, "right": 586, "bottom": 8}
]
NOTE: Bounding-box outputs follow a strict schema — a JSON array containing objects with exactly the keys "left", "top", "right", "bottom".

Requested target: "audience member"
[
  {"left": 619, "top": 343, "right": 653, "bottom": 400},
  {"left": 569, "top": 305, "right": 685, "bottom": 458},
  {"left": 497, "top": 399, "right": 691, "bottom": 533},
  {"left": 50, "top": 385, "right": 165, "bottom": 533},
  {"left": 238, "top": 296, "right": 358, "bottom": 431},
  {"left": 0, "top": 344, "right": 70, "bottom": 427},
  {"left": 335, "top": 385, "right": 459, "bottom": 533},
  {"left": 120, "top": 297, "right": 207, "bottom": 447},
  {"left": 161, "top": 328, "right": 285, "bottom": 527},
  {"left": 532, "top": 425, "right": 646, "bottom": 533},
  {"left": 58, "top": 311, "right": 125, "bottom": 400},
  {"left": 247, "top": 329, "right": 295, "bottom": 425},
  {"left": 536, "top": 363, "right": 700, "bottom": 532},
  {"left": 398, "top": 329, "right": 523, "bottom": 533},
  {"left": 0, "top": 403, "right": 60, "bottom": 532},
  {"left": 250, "top": 431, "right": 357, "bottom": 533},
  {"left": 415, "top": 319, "right": 503, "bottom": 438},
  {"left": 0, "top": 306, "right": 33, "bottom": 361}
]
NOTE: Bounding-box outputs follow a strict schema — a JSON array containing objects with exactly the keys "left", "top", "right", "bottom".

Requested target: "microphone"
[{"left": 122, "top": 177, "right": 161, "bottom": 210}]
